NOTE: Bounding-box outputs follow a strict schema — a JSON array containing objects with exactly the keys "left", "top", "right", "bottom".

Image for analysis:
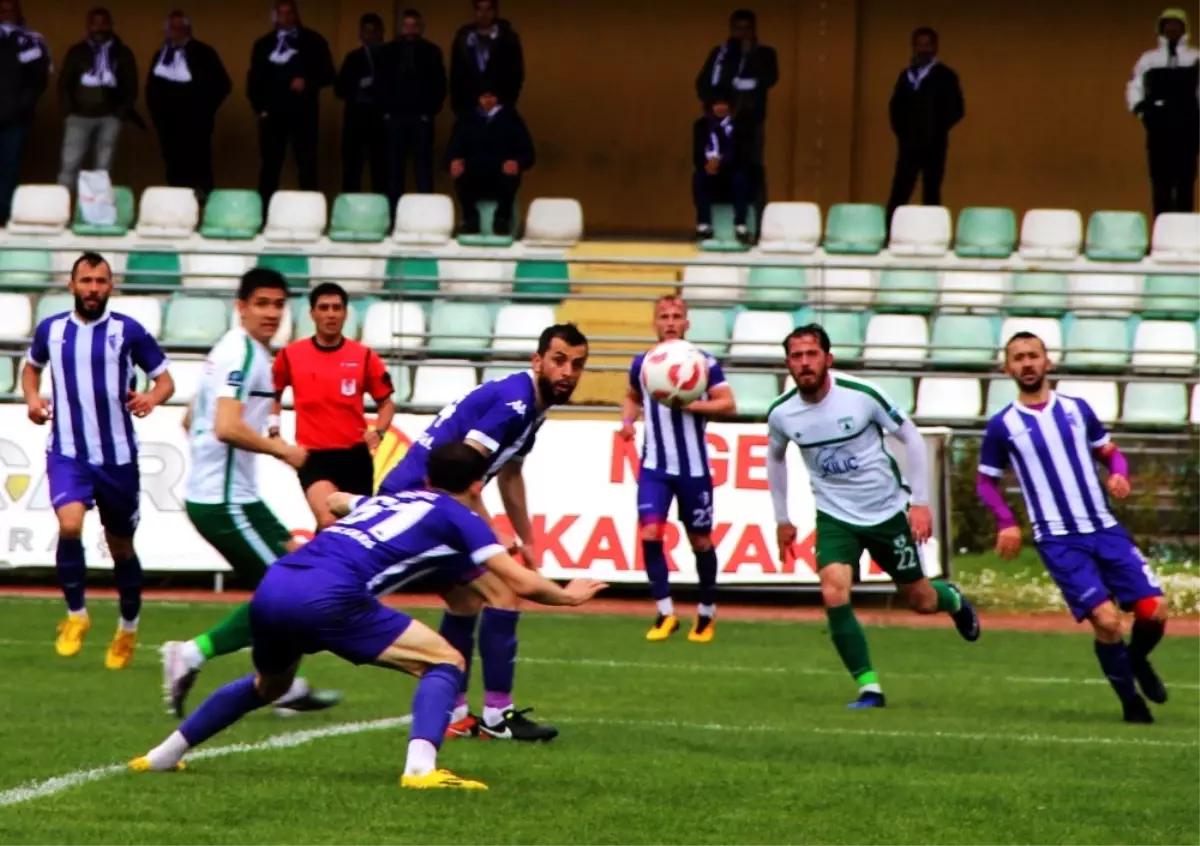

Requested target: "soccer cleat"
[
  {"left": 161, "top": 641, "right": 199, "bottom": 718},
  {"left": 848, "top": 691, "right": 887, "bottom": 709},
  {"left": 1122, "top": 694, "right": 1155, "bottom": 724},
  {"left": 55, "top": 615, "right": 90, "bottom": 657},
  {"left": 104, "top": 629, "right": 137, "bottom": 669},
  {"left": 688, "top": 615, "right": 715, "bottom": 643},
  {"left": 479, "top": 707, "right": 559, "bottom": 742},
  {"left": 128, "top": 756, "right": 186, "bottom": 773},
  {"left": 949, "top": 583, "right": 981, "bottom": 642},
  {"left": 400, "top": 769, "right": 488, "bottom": 790},
  {"left": 645, "top": 614, "right": 680, "bottom": 642},
  {"left": 273, "top": 688, "right": 343, "bottom": 717},
  {"left": 446, "top": 713, "right": 480, "bottom": 739},
  {"left": 1132, "top": 657, "right": 1168, "bottom": 705}
]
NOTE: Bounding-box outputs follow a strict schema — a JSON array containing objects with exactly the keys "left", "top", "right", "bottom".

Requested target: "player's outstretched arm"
[
  {"left": 214, "top": 398, "right": 307, "bottom": 469},
  {"left": 483, "top": 551, "right": 607, "bottom": 606}
]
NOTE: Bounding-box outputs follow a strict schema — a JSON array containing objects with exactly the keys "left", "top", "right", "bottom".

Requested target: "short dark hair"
[
  {"left": 537, "top": 323, "right": 588, "bottom": 356},
  {"left": 71, "top": 251, "right": 110, "bottom": 279},
  {"left": 88, "top": 6, "right": 112, "bottom": 22},
  {"left": 360, "top": 12, "right": 382, "bottom": 28},
  {"left": 782, "top": 323, "right": 831, "bottom": 354},
  {"left": 237, "top": 267, "right": 289, "bottom": 302},
  {"left": 402, "top": 8, "right": 421, "bottom": 19},
  {"left": 912, "top": 26, "right": 938, "bottom": 42},
  {"left": 426, "top": 442, "right": 490, "bottom": 494},
  {"left": 1004, "top": 331, "right": 1046, "bottom": 355},
  {"left": 730, "top": 9, "right": 756, "bottom": 26},
  {"left": 309, "top": 282, "right": 348, "bottom": 308},
  {"left": 474, "top": 0, "right": 495, "bottom": 9}
]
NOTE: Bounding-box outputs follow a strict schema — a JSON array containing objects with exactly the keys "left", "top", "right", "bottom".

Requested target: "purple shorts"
[
  {"left": 637, "top": 468, "right": 714, "bottom": 534},
  {"left": 1036, "top": 524, "right": 1164, "bottom": 622},
  {"left": 46, "top": 452, "right": 141, "bottom": 537}
]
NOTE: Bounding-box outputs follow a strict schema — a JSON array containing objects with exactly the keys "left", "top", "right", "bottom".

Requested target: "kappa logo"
[{"left": 507, "top": 400, "right": 527, "bottom": 416}]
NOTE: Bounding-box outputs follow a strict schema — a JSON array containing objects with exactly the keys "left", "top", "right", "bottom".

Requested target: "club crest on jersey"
[
  {"left": 837, "top": 416, "right": 854, "bottom": 432},
  {"left": 107, "top": 333, "right": 120, "bottom": 351},
  {"left": 226, "top": 370, "right": 244, "bottom": 387},
  {"left": 341, "top": 378, "right": 357, "bottom": 396}
]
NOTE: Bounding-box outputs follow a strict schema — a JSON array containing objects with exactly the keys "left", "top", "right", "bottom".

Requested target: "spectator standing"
[
  {"left": 884, "top": 27, "right": 963, "bottom": 226},
  {"left": 692, "top": 95, "right": 752, "bottom": 244},
  {"left": 0, "top": 0, "right": 50, "bottom": 225},
  {"left": 146, "top": 11, "right": 231, "bottom": 204},
  {"left": 377, "top": 8, "right": 445, "bottom": 204},
  {"left": 334, "top": 13, "right": 387, "bottom": 195},
  {"left": 446, "top": 84, "right": 534, "bottom": 235},
  {"left": 57, "top": 7, "right": 139, "bottom": 190},
  {"left": 449, "top": 0, "right": 523, "bottom": 119},
  {"left": 1127, "top": 8, "right": 1200, "bottom": 216},
  {"left": 247, "top": 0, "right": 335, "bottom": 207}
]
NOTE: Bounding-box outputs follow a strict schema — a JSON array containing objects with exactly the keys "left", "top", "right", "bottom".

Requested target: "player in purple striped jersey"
[
  {"left": 620, "top": 296, "right": 736, "bottom": 642},
  {"left": 978, "top": 332, "right": 1170, "bottom": 723},
  {"left": 20, "top": 252, "right": 176, "bottom": 668}
]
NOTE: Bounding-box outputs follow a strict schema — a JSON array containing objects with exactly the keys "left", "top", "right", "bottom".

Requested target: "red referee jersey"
[{"left": 273, "top": 337, "right": 394, "bottom": 451}]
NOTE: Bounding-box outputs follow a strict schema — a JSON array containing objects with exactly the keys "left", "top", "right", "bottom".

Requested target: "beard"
[
  {"left": 537, "top": 373, "right": 574, "bottom": 406},
  {"left": 1016, "top": 373, "right": 1046, "bottom": 394},
  {"left": 74, "top": 293, "right": 107, "bottom": 321}
]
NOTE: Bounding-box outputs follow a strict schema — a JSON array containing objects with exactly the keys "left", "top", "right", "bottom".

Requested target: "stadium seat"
[
  {"left": 797, "top": 309, "right": 865, "bottom": 360},
  {"left": 1054, "top": 379, "right": 1118, "bottom": 422},
  {"left": 1150, "top": 212, "right": 1200, "bottom": 263},
  {"left": 361, "top": 301, "right": 425, "bottom": 351},
  {"left": 868, "top": 376, "right": 914, "bottom": 414},
  {"left": 182, "top": 252, "right": 251, "bottom": 290},
  {"left": 698, "top": 204, "right": 757, "bottom": 252},
  {"left": 72, "top": 185, "right": 135, "bottom": 236},
  {"left": 264, "top": 191, "right": 327, "bottom": 243},
  {"left": 745, "top": 265, "right": 808, "bottom": 309},
  {"left": 823, "top": 203, "right": 886, "bottom": 254},
  {"left": 481, "top": 365, "right": 525, "bottom": 384},
  {"left": 1085, "top": 211, "right": 1148, "bottom": 261},
  {"left": 730, "top": 310, "right": 792, "bottom": 359},
  {"left": 135, "top": 187, "right": 199, "bottom": 239},
  {"left": 0, "top": 357, "right": 13, "bottom": 394},
  {"left": 1130, "top": 319, "right": 1197, "bottom": 370},
  {"left": 328, "top": 193, "right": 389, "bottom": 242},
  {"left": 200, "top": 190, "right": 263, "bottom": 240},
  {"left": 1019, "top": 209, "right": 1082, "bottom": 260},
  {"left": 687, "top": 307, "right": 731, "bottom": 355},
  {"left": 168, "top": 359, "right": 206, "bottom": 404},
  {"left": 1007, "top": 273, "right": 1069, "bottom": 316},
  {"left": 998, "top": 316, "right": 1063, "bottom": 360},
  {"left": 392, "top": 194, "right": 455, "bottom": 245},
  {"left": 915, "top": 377, "right": 982, "bottom": 419},
  {"left": 34, "top": 292, "right": 73, "bottom": 324},
  {"left": 818, "top": 268, "right": 876, "bottom": 308},
  {"left": 291, "top": 297, "right": 362, "bottom": 342},
  {"left": 427, "top": 300, "right": 493, "bottom": 356},
  {"left": 1141, "top": 273, "right": 1200, "bottom": 319},
  {"left": 0, "top": 293, "right": 31, "bottom": 340},
  {"left": 930, "top": 314, "right": 997, "bottom": 367},
  {"left": 513, "top": 257, "right": 571, "bottom": 301},
  {"left": 681, "top": 264, "right": 745, "bottom": 303},
  {"left": 938, "top": 271, "right": 1007, "bottom": 311},
  {"left": 383, "top": 256, "right": 440, "bottom": 294},
  {"left": 863, "top": 314, "right": 928, "bottom": 365},
  {"left": 1064, "top": 317, "right": 1129, "bottom": 369},
  {"left": 226, "top": 299, "right": 290, "bottom": 347},
  {"left": 875, "top": 270, "right": 937, "bottom": 313},
  {"left": 493, "top": 303, "right": 555, "bottom": 354},
  {"left": 439, "top": 259, "right": 514, "bottom": 297},
  {"left": 725, "top": 372, "right": 781, "bottom": 416},
  {"left": 256, "top": 253, "right": 311, "bottom": 286},
  {"left": 1192, "top": 384, "right": 1200, "bottom": 424},
  {"left": 110, "top": 296, "right": 162, "bottom": 338},
  {"left": 523, "top": 198, "right": 583, "bottom": 247},
  {"left": 1067, "top": 273, "right": 1141, "bottom": 315},
  {"left": 758, "top": 202, "right": 821, "bottom": 253},
  {"left": 6, "top": 184, "right": 71, "bottom": 235},
  {"left": 954, "top": 207, "right": 1017, "bottom": 258},
  {"left": 984, "top": 378, "right": 1018, "bottom": 415},
  {"left": 888, "top": 205, "right": 952, "bottom": 256},
  {"left": 1122, "top": 382, "right": 1188, "bottom": 425},
  {"left": 458, "top": 198, "right": 519, "bottom": 247},
  {"left": 411, "top": 361, "right": 477, "bottom": 407},
  {"left": 125, "top": 251, "right": 182, "bottom": 289},
  {"left": 0, "top": 248, "right": 54, "bottom": 285},
  {"left": 366, "top": 364, "right": 411, "bottom": 408},
  {"left": 163, "top": 296, "right": 228, "bottom": 347},
  {"left": 312, "top": 255, "right": 384, "bottom": 292}
]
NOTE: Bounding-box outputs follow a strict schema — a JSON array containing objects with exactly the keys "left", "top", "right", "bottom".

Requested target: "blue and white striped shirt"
[
  {"left": 26, "top": 310, "right": 169, "bottom": 466},
  {"left": 978, "top": 392, "right": 1118, "bottom": 541},
  {"left": 629, "top": 352, "right": 726, "bottom": 479}
]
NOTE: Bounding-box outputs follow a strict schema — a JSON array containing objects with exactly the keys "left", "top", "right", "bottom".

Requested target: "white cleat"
[{"left": 160, "top": 641, "right": 200, "bottom": 719}]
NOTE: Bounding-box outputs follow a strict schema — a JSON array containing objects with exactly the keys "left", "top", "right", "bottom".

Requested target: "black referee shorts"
[{"left": 298, "top": 443, "right": 375, "bottom": 496}]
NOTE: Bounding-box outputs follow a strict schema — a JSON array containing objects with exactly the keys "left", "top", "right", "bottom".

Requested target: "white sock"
[
  {"left": 146, "top": 730, "right": 190, "bottom": 770},
  {"left": 859, "top": 682, "right": 883, "bottom": 695},
  {"left": 697, "top": 604, "right": 716, "bottom": 619},
  {"left": 655, "top": 598, "right": 675, "bottom": 617},
  {"left": 482, "top": 705, "right": 510, "bottom": 727},
  {"left": 274, "top": 676, "right": 311, "bottom": 705},
  {"left": 181, "top": 640, "right": 206, "bottom": 671},
  {"left": 450, "top": 703, "right": 470, "bottom": 723},
  {"left": 68, "top": 608, "right": 88, "bottom": 621},
  {"left": 404, "top": 738, "right": 438, "bottom": 777},
  {"left": 119, "top": 616, "right": 139, "bottom": 633}
]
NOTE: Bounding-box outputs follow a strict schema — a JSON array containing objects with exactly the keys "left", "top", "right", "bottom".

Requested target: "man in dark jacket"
[
  {"left": 335, "top": 13, "right": 387, "bottom": 196},
  {"left": 449, "top": 0, "right": 523, "bottom": 119},
  {"left": 0, "top": 0, "right": 50, "bottom": 225},
  {"left": 692, "top": 95, "right": 752, "bottom": 244},
  {"left": 247, "top": 0, "right": 335, "bottom": 206},
  {"left": 377, "top": 8, "right": 446, "bottom": 205},
  {"left": 57, "top": 7, "right": 139, "bottom": 190},
  {"left": 446, "top": 85, "right": 534, "bottom": 234},
  {"left": 885, "top": 26, "right": 964, "bottom": 225},
  {"left": 146, "top": 10, "right": 231, "bottom": 203}
]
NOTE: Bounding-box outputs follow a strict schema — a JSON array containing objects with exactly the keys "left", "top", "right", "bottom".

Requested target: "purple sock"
[
  {"left": 410, "top": 663, "right": 462, "bottom": 747},
  {"left": 112, "top": 554, "right": 142, "bottom": 622},
  {"left": 695, "top": 547, "right": 718, "bottom": 607},
  {"left": 642, "top": 540, "right": 671, "bottom": 601},
  {"left": 1094, "top": 640, "right": 1138, "bottom": 703},
  {"left": 480, "top": 607, "right": 519, "bottom": 705},
  {"left": 55, "top": 536, "right": 86, "bottom": 613},
  {"left": 179, "top": 674, "right": 268, "bottom": 746},
  {"left": 438, "top": 611, "right": 477, "bottom": 697}
]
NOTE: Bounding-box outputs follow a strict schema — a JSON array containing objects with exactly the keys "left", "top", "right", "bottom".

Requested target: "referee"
[{"left": 271, "top": 282, "right": 395, "bottom": 529}]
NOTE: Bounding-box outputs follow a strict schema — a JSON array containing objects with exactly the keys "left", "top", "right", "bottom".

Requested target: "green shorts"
[
  {"left": 186, "top": 500, "right": 292, "bottom": 588},
  {"left": 815, "top": 510, "right": 924, "bottom": 585}
]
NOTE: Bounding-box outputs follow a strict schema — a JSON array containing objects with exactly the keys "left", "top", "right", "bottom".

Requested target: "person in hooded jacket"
[
  {"left": 1128, "top": 8, "right": 1200, "bottom": 216},
  {"left": 146, "top": 10, "right": 231, "bottom": 204},
  {"left": 449, "top": 0, "right": 523, "bottom": 119},
  {"left": 0, "top": 0, "right": 50, "bottom": 225}
]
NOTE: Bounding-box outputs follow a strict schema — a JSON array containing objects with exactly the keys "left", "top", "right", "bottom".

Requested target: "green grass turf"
[{"left": 0, "top": 596, "right": 1196, "bottom": 845}]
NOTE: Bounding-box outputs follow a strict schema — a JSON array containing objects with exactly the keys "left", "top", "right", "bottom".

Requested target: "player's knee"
[
  {"left": 688, "top": 532, "right": 713, "bottom": 552},
  {"left": 105, "top": 534, "right": 135, "bottom": 562},
  {"left": 56, "top": 512, "right": 85, "bottom": 539},
  {"left": 905, "top": 582, "right": 937, "bottom": 614},
  {"left": 820, "top": 581, "right": 851, "bottom": 607},
  {"left": 1134, "top": 596, "right": 1168, "bottom": 623},
  {"left": 1089, "top": 604, "right": 1124, "bottom": 642},
  {"left": 315, "top": 512, "right": 338, "bottom": 532},
  {"left": 255, "top": 673, "right": 293, "bottom": 702},
  {"left": 441, "top": 647, "right": 467, "bottom": 673},
  {"left": 639, "top": 522, "right": 664, "bottom": 543}
]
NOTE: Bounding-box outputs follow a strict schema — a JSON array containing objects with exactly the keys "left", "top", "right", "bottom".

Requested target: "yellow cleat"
[
  {"left": 688, "top": 616, "right": 716, "bottom": 643},
  {"left": 400, "top": 769, "right": 488, "bottom": 790},
  {"left": 128, "top": 756, "right": 186, "bottom": 773},
  {"left": 55, "top": 615, "right": 91, "bottom": 657},
  {"left": 105, "top": 629, "right": 137, "bottom": 669},
  {"left": 645, "top": 614, "right": 680, "bottom": 642}
]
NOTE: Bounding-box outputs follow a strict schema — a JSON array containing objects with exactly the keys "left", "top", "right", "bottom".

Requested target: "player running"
[
  {"left": 376, "top": 323, "right": 589, "bottom": 742},
  {"left": 619, "top": 295, "right": 736, "bottom": 642},
  {"left": 21, "top": 251, "right": 176, "bottom": 667},
  {"left": 160, "top": 268, "right": 340, "bottom": 717},
  {"left": 130, "top": 443, "right": 607, "bottom": 789},
  {"left": 766, "top": 324, "right": 979, "bottom": 708},
  {"left": 977, "top": 332, "right": 1170, "bottom": 723}
]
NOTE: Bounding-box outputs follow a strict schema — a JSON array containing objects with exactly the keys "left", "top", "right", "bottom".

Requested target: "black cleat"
[
  {"left": 1122, "top": 694, "right": 1155, "bottom": 724},
  {"left": 695, "top": 225, "right": 714, "bottom": 241},
  {"left": 479, "top": 707, "right": 559, "bottom": 742},
  {"left": 274, "top": 688, "right": 344, "bottom": 717},
  {"left": 948, "top": 583, "right": 981, "bottom": 642},
  {"left": 1132, "top": 656, "right": 1168, "bottom": 704}
]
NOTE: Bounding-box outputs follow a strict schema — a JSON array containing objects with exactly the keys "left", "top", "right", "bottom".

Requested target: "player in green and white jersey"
[
  {"left": 160, "top": 268, "right": 341, "bottom": 718},
  {"left": 766, "top": 324, "right": 980, "bottom": 708}
]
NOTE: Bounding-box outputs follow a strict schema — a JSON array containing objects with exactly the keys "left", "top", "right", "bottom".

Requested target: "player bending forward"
[
  {"left": 620, "top": 295, "right": 736, "bottom": 641},
  {"left": 978, "top": 332, "right": 1170, "bottom": 723},
  {"left": 130, "top": 443, "right": 607, "bottom": 789},
  {"left": 766, "top": 325, "right": 980, "bottom": 708}
]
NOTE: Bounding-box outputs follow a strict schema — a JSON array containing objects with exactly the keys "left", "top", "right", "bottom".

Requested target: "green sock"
[
  {"left": 932, "top": 581, "right": 962, "bottom": 614},
  {"left": 195, "top": 603, "right": 253, "bottom": 659},
  {"left": 826, "top": 604, "right": 876, "bottom": 685}
]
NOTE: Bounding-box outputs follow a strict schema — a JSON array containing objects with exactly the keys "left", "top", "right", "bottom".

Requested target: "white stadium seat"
[
  {"left": 888, "top": 205, "right": 952, "bottom": 256},
  {"left": 6, "top": 185, "right": 71, "bottom": 235},
  {"left": 361, "top": 301, "right": 425, "bottom": 351},
  {"left": 264, "top": 191, "right": 327, "bottom": 243},
  {"left": 1123, "top": 382, "right": 1188, "bottom": 425},
  {"left": 311, "top": 255, "right": 385, "bottom": 292},
  {"left": 110, "top": 296, "right": 163, "bottom": 339},
  {"left": 439, "top": 259, "right": 514, "bottom": 296},
  {"left": 183, "top": 252, "right": 251, "bottom": 290},
  {"left": 985, "top": 378, "right": 1019, "bottom": 415},
  {"left": 758, "top": 202, "right": 822, "bottom": 253},
  {"left": 1067, "top": 273, "right": 1141, "bottom": 315},
  {"left": 392, "top": 194, "right": 455, "bottom": 245},
  {"left": 1019, "top": 209, "right": 1082, "bottom": 260},
  {"left": 1054, "top": 379, "right": 1118, "bottom": 422},
  {"left": 522, "top": 198, "right": 583, "bottom": 247},
  {"left": 493, "top": 304, "right": 556, "bottom": 353},
  {"left": 412, "top": 361, "right": 477, "bottom": 406},
  {"left": 680, "top": 264, "right": 745, "bottom": 302},
  {"left": 863, "top": 314, "right": 928, "bottom": 364},
  {"left": 0, "top": 293, "right": 32, "bottom": 340},
  {"left": 227, "top": 299, "right": 290, "bottom": 347},
  {"left": 998, "top": 316, "right": 1063, "bottom": 360},
  {"left": 729, "top": 310, "right": 792, "bottom": 359},
  {"left": 915, "top": 377, "right": 981, "bottom": 419},
  {"left": 1192, "top": 384, "right": 1200, "bottom": 424},
  {"left": 1130, "top": 319, "right": 1197, "bottom": 370},
  {"left": 939, "top": 271, "right": 1008, "bottom": 311},
  {"left": 168, "top": 359, "right": 206, "bottom": 404},
  {"left": 135, "top": 187, "right": 199, "bottom": 238},
  {"left": 818, "top": 267, "right": 876, "bottom": 307},
  {"left": 1150, "top": 212, "right": 1200, "bottom": 263}
]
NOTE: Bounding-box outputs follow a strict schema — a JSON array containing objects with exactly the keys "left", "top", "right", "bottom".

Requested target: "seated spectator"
[
  {"left": 445, "top": 84, "right": 534, "bottom": 235},
  {"left": 692, "top": 95, "right": 751, "bottom": 243}
]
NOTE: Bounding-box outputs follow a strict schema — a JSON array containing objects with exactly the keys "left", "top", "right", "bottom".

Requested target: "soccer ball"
[{"left": 640, "top": 339, "right": 709, "bottom": 404}]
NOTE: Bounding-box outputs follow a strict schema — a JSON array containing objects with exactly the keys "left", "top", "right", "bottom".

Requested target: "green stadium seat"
[
  {"left": 726, "top": 372, "right": 780, "bottom": 417},
  {"left": 745, "top": 266, "right": 808, "bottom": 310},
  {"left": 35, "top": 293, "right": 74, "bottom": 324},
  {"left": 367, "top": 364, "right": 411, "bottom": 408},
  {"left": 457, "top": 199, "right": 517, "bottom": 247},
  {"left": 0, "top": 357, "right": 13, "bottom": 394},
  {"left": 955, "top": 207, "right": 1017, "bottom": 258},
  {"left": 1141, "top": 273, "right": 1200, "bottom": 319},
  {"left": 428, "top": 300, "right": 493, "bottom": 356},
  {"left": 688, "top": 308, "right": 731, "bottom": 356},
  {"left": 1064, "top": 316, "right": 1130, "bottom": 370},
  {"left": 699, "top": 205, "right": 758, "bottom": 253},
  {"left": 1123, "top": 382, "right": 1187, "bottom": 426},
  {"left": 876, "top": 270, "right": 937, "bottom": 313},
  {"left": 383, "top": 257, "right": 439, "bottom": 294},
  {"left": 72, "top": 185, "right": 135, "bottom": 236},
  {"left": 1085, "top": 211, "right": 1148, "bottom": 262},
  {"left": 290, "top": 297, "right": 362, "bottom": 341},
  {"left": 200, "top": 190, "right": 263, "bottom": 240},
  {"left": 513, "top": 259, "right": 570, "bottom": 301},
  {"left": 868, "top": 376, "right": 915, "bottom": 414},
  {"left": 796, "top": 308, "right": 865, "bottom": 360},
  {"left": 329, "top": 193, "right": 390, "bottom": 242},
  {"left": 1008, "top": 273, "right": 1069, "bottom": 316},
  {"left": 125, "top": 251, "right": 182, "bottom": 289},
  {"left": 0, "top": 249, "right": 54, "bottom": 286},
  {"left": 930, "top": 314, "right": 998, "bottom": 368},
  {"left": 823, "top": 203, "right": 887, "bottom": 255},
  {"left": 256, "top": 253, "right": 311, "bottom": 285},
  {"left": 985, "top": 378, "right": 1018, "bottom": 415},
  {"left": 163, "top": 296, "right": 229, "bottom": 347}
]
